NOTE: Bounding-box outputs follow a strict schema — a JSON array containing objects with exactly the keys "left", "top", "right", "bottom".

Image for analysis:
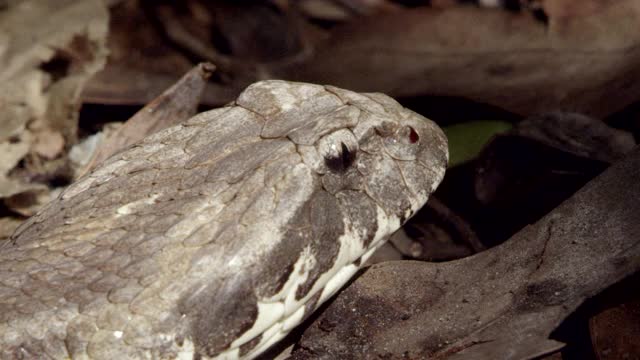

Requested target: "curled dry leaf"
[
  {"left": 0, "top": 0, "right": 108, "bottom": 214},
  {"left": 291, "top": 145, "right": 640, "bottom": 359},
  {"left": 83, "top": 0, "right": 296, "bottom": 106},
  {"left": 80, "top": 62, "right": 216, "bottom": 175},
  {"left": 280, "top": 1, "right": 640, "bottom": 117},
  {"left": 83, "top": 0, "right": 238, "bottom": 106},
  {"left": 475, "top": 112, "right": 636, "bottom": 206},
  {"left": 469, "top": 112, "right": 635, "bottom": 245},
  {"left": 510, "top": 112, "right": 636, "bottom": 164}
]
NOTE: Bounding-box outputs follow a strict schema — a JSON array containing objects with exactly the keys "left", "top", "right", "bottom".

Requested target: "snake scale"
[{"left": 0, "top": 81, "right": 448, "bottom": 359}]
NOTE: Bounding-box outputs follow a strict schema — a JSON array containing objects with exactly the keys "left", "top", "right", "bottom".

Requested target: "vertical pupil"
[
  {"left": 340, "top": 142, "right": 357, "bottom": 170},
  {"left": 325, "top": 142, "right": 356, "bottom": 172},
  {"left": 341, "top": 142, "right": 351, "bottom": 167}
]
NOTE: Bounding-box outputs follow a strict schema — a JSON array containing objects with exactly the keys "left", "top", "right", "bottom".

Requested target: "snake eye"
[
  {"left": 318, "top": 129, "right": 359, "bottom": 173},
  {"left": 325, "top": 142, "right": 356, "bottom": 172}
]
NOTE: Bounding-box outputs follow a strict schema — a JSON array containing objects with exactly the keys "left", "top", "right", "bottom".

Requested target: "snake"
[{"left": 0, "top": 80, "right": 448, "bottom": 359}]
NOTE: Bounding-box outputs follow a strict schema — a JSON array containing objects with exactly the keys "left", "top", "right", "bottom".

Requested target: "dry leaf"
[
  {"left": 0, "top": 0, "right": 108, "bottom": 208},
  {"left": 510, "top": 112, "right": 636, "bottom": 163},
  {"left": 0, "top": 217, "right": 23, "bottom": 242},
  {"left": 32, "top": 129, "right": 65, "bottom": 159},
  {"left": 68, "top": 123, "right": 119, "bottom": 174},
  {"left": 4, "top": 187, "right": 62, "bottom": 217},
  {"left": 83, "top": 0, "right": 266, "bottom": 106},
  {"left": 589, "top": 297, "right": 640, "bottom": 360},
  {"left": 82, "top": 0, "right": 222, "bottom": 105},
  {"left": 280, "top": 1, "right": 640, "bottom": 117},
  {"left": 475, "top": 112, "right": 635, "bottom": 207},
  {"left": 0, "top": 132, "right": 36, "bottom": 198},
  {"left": 81, "top": 62, "right": 216, "bottom": 174}
]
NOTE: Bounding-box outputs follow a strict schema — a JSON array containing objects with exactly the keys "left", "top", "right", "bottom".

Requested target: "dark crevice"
[
  {"left": 397, "top": 95, "right": 521, "bottom": 128},
  {"left": 40, "top": 54, "right": 72, "bottom": 83}
]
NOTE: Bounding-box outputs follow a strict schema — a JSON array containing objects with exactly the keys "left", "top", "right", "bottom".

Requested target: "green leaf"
[{"left": 443, "top": 120, "right": 512, "bottom": 167}]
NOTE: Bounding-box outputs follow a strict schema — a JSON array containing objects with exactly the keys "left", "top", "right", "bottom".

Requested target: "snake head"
[
  {"left": 180, "top": 81, "right": 448, "bottom": 359},
  {"left": 295, "top": 85, "right": 449, "bottom": 225}
]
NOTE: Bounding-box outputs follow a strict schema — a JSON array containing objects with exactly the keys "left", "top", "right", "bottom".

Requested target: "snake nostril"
[{"left": 408, "top": 126, "right": 419, "bottom": 144}]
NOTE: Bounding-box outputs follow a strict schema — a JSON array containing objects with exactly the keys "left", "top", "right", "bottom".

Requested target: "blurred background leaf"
[{"left": 443, "top": 120, "right": 512, "bottom": 167}]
